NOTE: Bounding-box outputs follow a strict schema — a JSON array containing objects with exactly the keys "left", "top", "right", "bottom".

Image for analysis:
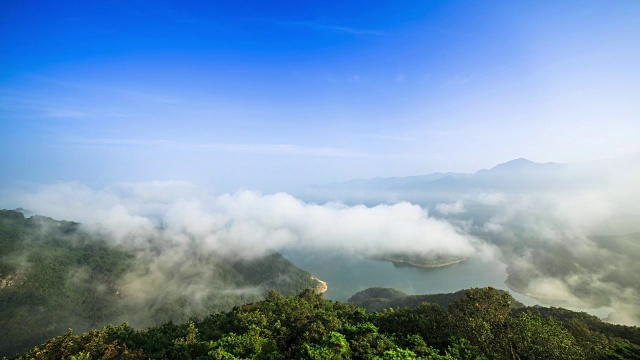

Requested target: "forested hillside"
[
  {"left": 0, "top": 210, "right": 319, "bottom": 357},
  {"left": 347, "top": 287, "right": 524, "bottom": 312},
  {"left": 4, "top": 209, "right": 640, "bottom": 359},
  {"left": 13, "top": 287, "right": 640, "bottom": 359}
]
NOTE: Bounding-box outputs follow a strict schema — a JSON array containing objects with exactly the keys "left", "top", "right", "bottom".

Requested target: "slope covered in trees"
[
  {"left": 12, "top": 287, "right": 640, "bottom": 359},
  {"left": 0, "top": 210, "right": 319, "bottom": 358},
  {"left": 347, "top": 287, "right": 524, "bottom": 312}
]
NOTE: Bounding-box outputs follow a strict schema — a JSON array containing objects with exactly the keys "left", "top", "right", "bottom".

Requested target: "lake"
[
  {"left": 281, "top": 249, "right": 613, "bottom": 318},
  {"left": 282, "top": 249, "right": 535, "bottom": 304}
]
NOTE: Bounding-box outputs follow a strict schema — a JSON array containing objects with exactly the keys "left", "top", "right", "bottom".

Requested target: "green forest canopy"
[
  {"left": 0, "top": 210, "right": 318, "bottom": 357},
  {"left": 3, "top": 209, "right": 640, "bottom": 359},
  {"left": 12, "top": 287, "right": 640, "bottom": 360}
]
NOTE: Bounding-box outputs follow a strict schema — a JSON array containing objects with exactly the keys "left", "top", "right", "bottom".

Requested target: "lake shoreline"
[{"left": 378, "top": 256, "right": 468, "bottom": 268}]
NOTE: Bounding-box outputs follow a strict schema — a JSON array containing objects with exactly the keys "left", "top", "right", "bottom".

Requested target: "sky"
[{"left": 1, "top": 1, "right": 639, "bottom": 192}]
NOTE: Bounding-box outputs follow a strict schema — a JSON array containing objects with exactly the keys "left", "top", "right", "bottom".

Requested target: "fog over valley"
[
  {"left": 303, "top": 155, "right": 640, "bottom": 325},
  {"left": 2, "top": 154, "right": 639, "bottom": 327}
]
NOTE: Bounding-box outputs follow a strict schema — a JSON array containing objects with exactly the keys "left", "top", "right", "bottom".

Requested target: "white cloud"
[
  {"left": 475, "top": 192, "right": 506, "bottom": 206},
  {"left": 43, "top": 108, "right": 89, "bottom": 119},
  {"left": 1, "top": 182, "right": 491, "bottom": 327},
  {"left": 6, "top": 182, "right": 482, "bottom": 259},
  {"left": 275, "top": 20, "right": 386, "bottom": 36},
  {"left": 64, "top": 137, "right": 362, "bottom": 157},
  {"left": 435, "top": 201, "right": 466, "bottom": 215}
]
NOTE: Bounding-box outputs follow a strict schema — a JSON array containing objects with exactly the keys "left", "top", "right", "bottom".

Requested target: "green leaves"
[
  {"left": 510, "top": 312, "right": 584, "bottom": 360},
  {"left": 13, "top": 286, "right": 640, "bottom": 359},
  {"left": 304, "top": 332, "right": 350, "bottom": 359},
  {"left": 0, "top": 210, "right": 326, "bottom": 357}
]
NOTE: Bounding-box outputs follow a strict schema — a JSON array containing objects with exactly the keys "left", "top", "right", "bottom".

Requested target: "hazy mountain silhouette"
[{"left": 306, "top": 155, "right": 640, "bottom": 203}]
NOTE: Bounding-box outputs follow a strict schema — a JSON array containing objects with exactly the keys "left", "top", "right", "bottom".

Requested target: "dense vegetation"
[
  {"left": 347, "top": 287, "right": 524, "bottom": 312},
  {"left": 0, "top": 210, "right": 319, "bottom": 357},
  {"left": 0, "top": 210, "right": 134, "bottom": 356},
  {"left": 4, "top": 209, "right": 640, "bottom": 358},
  {"left": 12, "top": 287, "right": 640, "bottom": 359}
]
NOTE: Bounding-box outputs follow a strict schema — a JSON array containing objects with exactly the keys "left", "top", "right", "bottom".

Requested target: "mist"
[
  {"left": 303, "top": 155, "right": 640, "bottom": 325},
  {"left": 3, "top": 155, "right": 639, "bottom": 326},
  {"left": 471, "top": 186, "right": 640, "bottom": 326},
  {"left": 6, "top": 182, "right": 482, "bottom": 258},
  {"left": 1, "top": 181, "right": 491, "bottom": 328}
]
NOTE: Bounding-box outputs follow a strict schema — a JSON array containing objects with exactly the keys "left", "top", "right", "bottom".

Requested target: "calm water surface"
[
  {"left": 281, "top": 249, "right": 538, "bottom": 306},
  {"left": 282, "top": 250, "right": 615, "bottom": 318}
]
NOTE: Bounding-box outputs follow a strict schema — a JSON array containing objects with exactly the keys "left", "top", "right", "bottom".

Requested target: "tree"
[
  {"left": 509, "top": 312, "right": 583, "bottom": 359},
  {"left": 448, "top": 287, "right": 513, "bottom": 358}
]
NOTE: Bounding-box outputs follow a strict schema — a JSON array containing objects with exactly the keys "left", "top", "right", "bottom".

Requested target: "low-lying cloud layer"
[
  {"left": 7, "top": 182, "right": 482, "bottom": 259},
  {"left": 298, "top": 155, "right": 640, "bottom": 325},
  {"left": 470, "top": 188, "right": 640, "bottom": 326},
  {"left": 454, "top": 160, "right": 640, "bottom": 324},
  {"left": 2, "top": 181, "right": 491, "bottom": 328},
  {"left": 3, "top": 155, "right": 639, "bottom": 326}
]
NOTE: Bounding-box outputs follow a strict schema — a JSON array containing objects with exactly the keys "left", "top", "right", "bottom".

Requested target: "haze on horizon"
[{"left": 1, "top": 1, "right": 639, "bottom": 191}]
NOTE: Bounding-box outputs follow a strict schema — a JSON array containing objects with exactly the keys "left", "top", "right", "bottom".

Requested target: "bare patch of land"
[{"left": 311, "top": 276, "right": 328, "bottom": 293}]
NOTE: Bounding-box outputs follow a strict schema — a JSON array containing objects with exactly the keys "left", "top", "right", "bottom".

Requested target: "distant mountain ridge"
[
  {"left": 323, "top": 157, "right": 568, "bottom": 191},
  {"left": 303, "top": 154, "right": 640, "bottom": 203}
]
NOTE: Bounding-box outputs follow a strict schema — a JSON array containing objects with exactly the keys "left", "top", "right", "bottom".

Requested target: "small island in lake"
[{"left": 372, "top": 252, "right": 467, "bottom": 268}]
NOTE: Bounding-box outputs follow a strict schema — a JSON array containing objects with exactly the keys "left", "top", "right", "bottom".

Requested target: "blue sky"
[{"left": 1, "top": 1, "right": 639, "bottom": 192}]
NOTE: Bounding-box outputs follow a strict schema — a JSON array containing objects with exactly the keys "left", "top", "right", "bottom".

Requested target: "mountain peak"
[{"left": 490, "top": 158, "right": 538, "bottom": 171}]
